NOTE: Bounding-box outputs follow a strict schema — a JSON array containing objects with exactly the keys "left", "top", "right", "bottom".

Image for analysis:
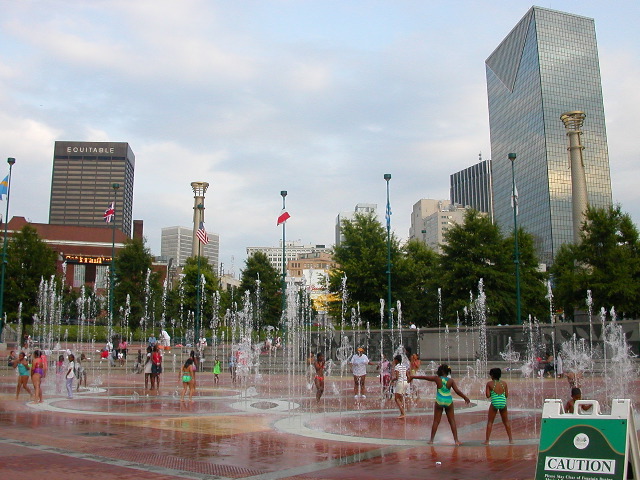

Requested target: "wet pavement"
[{"left": 0, "top": 359, "right": 634, "bottom": 480}]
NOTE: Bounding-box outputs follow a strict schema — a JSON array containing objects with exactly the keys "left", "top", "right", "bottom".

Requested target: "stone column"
[
  {"left": 561, "top": 111, "right": 588, "bottom": 243},
  {"left": 191, "top": 182, "right": 209, "bottom": 257}
]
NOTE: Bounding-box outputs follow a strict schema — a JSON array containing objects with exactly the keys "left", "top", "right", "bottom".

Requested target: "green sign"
[{"left": 535, "top": 399, "right": 639, "bottom": 480}]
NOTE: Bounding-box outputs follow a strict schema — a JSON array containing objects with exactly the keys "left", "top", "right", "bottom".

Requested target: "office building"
[
  {"left": 161, "top": 226, "right": 219, "bottom": 268},
  {"left": 335, "top": 203, "right": 377, "bottom": 246},
  {"left": 450, "top": 157, "right": 493, "bottom": 220},
  {"left": 49, "top": 141, "right": 135, "bottom": 236},
  {"left": 409, "top": 199, "right": 469, "bottom": 253},
  {"left": 246, "top": 242, "right": 330, "bottom": 273},
  {"left": 486, "top": 7, "right": 612, "bottom": 265}
]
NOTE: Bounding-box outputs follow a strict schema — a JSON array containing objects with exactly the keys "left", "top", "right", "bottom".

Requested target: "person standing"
[
  {"left": 65, "top": 354, "right": 76, "bottom": 399},
  {"left": 350, "top": 347, "right": 373, "bottom": 399},
  {"left": 391, "top": 355, "right": 409, "bottom": 418},
  {"left": 314, "top": 353, "right": 325, "bottom": 403},
  {"left": 213, "top": 358, "right": 221, "bottom": 385},
  {"left": 151, "top": 345, "right": 163, "bottom": 390},
  {"left": 13, "top": 352, "right": 33, "bottom": 400},
  {"left": 410, "top": 364, "right": 471, "bottom": 445},
  {"left": 144, "top": 346, "right": 153, "bottom": 389},
  {"left": 483, "top": 367, "right": 513, "bottom": 444},
  {"left": 180, "top": 358, "right": 196, "bottom": 402},
  {"left": 377, "top": 354, "right": 392, "bottom": 399},
  {"left": 229, "top": 351, "right": 237, "bottom": 384},
  {"left": 31, "top": 350, "right": 45, "bottom": 403},
  {"left": 76, "top": 353, "right": 87, "bottom": 391}
]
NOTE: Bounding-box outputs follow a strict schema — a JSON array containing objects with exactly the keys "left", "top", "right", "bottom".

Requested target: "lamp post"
[
  {"left": 0, "top": 157, "right": 16, "bottom": 341},
  {"left": 109, "top": 182, "right": 120, "bottom": 327},
  {"left": 195, "top": 204, "right": 204, "bottom": 342},
  {"left": 384, "top": 173, "right": 392, "bottom": 329},
  {"left": 280, "top": 190, "right": 287, "bottom": 318},
  {"left": 508, "top": 153, "right": 522, "bottom": 325}
]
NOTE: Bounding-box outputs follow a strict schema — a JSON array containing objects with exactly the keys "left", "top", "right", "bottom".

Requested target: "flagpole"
[
  {"left": 384, "top": 174, "right": 392, "bottom": 329},
  {"left": 280, "top": 191, "right": 287, "bottom": 321},
  {"left": 109, "top": 183, "right": 120, "bottom": 330},
  {"left": 509, "top": 153, "right": 522, "bottom": 325},
  {"left": 195, "top": 205, "right": 204, "bottom": 343},
  {"left": 0, "top": 157, "right": 16, "bottom": 341}
]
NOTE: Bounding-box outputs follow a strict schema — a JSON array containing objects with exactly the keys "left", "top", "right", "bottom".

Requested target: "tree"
[
  {"left": 5, "top": 225, "right": 58, "bottom": 324},
  {"left": 328, "top": 212, "right": 402, "bottom": 324},
  {"left": 175, "top": 255, "right": 221, "bottom": 330},
  {"left": 551, "top": 205, "right": 640, "bottom": 318},
  {"left": 439, "top": 210, "right": 546, "bottom": 325},
  {"left": 394, "top": 239, "right": 440, "bottom": 326},
  {"left": 113, "top": 237, "right": 162, "bottom": 329},
  {"left": 239, "top": 251, "right": 282, "bottom": 327}
]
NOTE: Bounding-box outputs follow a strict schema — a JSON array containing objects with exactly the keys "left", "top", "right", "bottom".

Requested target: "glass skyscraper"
[
  {"left": 450, "top": 159, "right": 493, "bottom": 220},
  {"left": 486, "top": 7, "right": 612, "bottom": 265}
]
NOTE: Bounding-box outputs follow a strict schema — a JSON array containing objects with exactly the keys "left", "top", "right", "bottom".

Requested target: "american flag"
[
  {"left": 104, "top": 202, "right": 115, "bottom": 223},
  {"left": 196, "top": 222, "right": 209, "bottom": 245}
]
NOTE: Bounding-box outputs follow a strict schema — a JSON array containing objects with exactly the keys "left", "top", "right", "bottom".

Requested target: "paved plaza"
[{"left": 1, "top": 348, "right": 637, "bottom": 480}]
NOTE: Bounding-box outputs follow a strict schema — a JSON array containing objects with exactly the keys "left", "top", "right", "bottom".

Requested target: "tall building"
[
  {"left": 335, "top": 203, "right": 377, "bottom": 246},
  {"left": 161, "top": 226, "right": 219, "bottom": 268},
  {"left": 409, "top": 199, "right": 469, "bottom": 253},
  {"left": 450, "top": 157, "right": 493, "bottom": 220},
  {"left": 246, "top": 242, "right": 330, "bottom": 273},
  {"left": 486, "top": 7, "right": 612, "bottom": 265},
  {"left": 49, "top": 141, "right": 135, "bottom": 236}
]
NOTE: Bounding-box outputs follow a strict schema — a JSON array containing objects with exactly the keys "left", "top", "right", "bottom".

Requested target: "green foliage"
[
  {"left": 551, "top": 205, "right": 640, "bottom": 318},
  {"left": 328, "top": 212, "right": 402, "bottom": 324},
  {"left": 174, "top": 255, "right": 222, "bottom": 329},
  {"left": 394, "top": 239, "right": 440, "bottom": 326},
  {"left": 239, "top": 251, "right": 282, "bottom": 327},
  {"left": 5, "top": 225, "right": 58, "bottom": 323},
  {"left": 113, "top": 238, "right": 162, "bottom": 328},
  {"left": 440, "top": 210, "right": 546, "bottom": 324}
]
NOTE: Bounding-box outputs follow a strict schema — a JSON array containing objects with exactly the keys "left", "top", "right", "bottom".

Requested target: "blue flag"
[
  {"left": 385, "top": 200, "right": 392, "bottom": 230},
  {"left": 0, "top": 175, "right": 8, "bottom": 201}
]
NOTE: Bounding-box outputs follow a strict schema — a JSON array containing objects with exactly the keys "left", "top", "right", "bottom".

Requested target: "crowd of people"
[{"left": 8, "top": 338, "right": 589, "bottom": 445}]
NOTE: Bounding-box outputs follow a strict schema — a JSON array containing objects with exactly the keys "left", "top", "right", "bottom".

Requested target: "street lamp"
[
  {"left": 508, "top": 153, "right": 522, "bottom": 325},
  {"left": 280, "top": 190, "right": 287, "bottom": 318},
  {"left": 384, "top": 173, "right": 392, "bottom": 329},
  {"left": 109, "top": 182, "right": 120, "bottom": 327},
  {"left": 0, "top": 157, "right": 16, "bottom": 341}
]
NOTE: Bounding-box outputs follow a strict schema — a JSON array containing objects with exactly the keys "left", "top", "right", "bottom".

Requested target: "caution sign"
[{"left": 535, "top": 399, "right": 640, "bottom": 480}]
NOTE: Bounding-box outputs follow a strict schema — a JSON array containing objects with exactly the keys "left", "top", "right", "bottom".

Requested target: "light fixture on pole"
[
  {"left": 508, "top": 153, "right": 522, "bottom": 325},
  {"left": 109, "top": 182, "right": 120, "bottom": 328},
  {"left": 384, "top": 173, "right": 392, "bottom": 329},
  {"left": 0, "top": 157, "right": 16, "bottom": 341}
]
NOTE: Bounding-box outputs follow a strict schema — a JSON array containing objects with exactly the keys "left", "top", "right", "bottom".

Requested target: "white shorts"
[{"left": 395, "top": 380, "right": 408, "bottom": 395}]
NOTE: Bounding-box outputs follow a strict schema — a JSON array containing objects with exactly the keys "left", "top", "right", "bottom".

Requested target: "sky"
[{"left": 1, "top": 1, "right": 639, "bottom": 278}]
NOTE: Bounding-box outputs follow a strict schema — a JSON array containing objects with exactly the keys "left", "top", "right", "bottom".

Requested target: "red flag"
[
  {"left": 104, "top": 202, "right": 115, "bottom": 223},
  {"left": 277, "top": 209, "right": 290, "bottom": 226}
]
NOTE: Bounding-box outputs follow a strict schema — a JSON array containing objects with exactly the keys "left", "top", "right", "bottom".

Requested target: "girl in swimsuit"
[
  {"left": 31, "top": 350, "right": 44, "bottom": 403},
  {"left": 14, "top": 352, "right": 33, "bottom": 400},
  {"left": 314, "top": 353, "right": 325, "bottom": 403},
  {"left": 484, "top": 367, "right": 513, "bottom": 444},
  {"left": 410, "top": 364, "right": 470, "bottom": 445},
  {"left": 180, "top": 358, "right": 195, "bottom": 402}
]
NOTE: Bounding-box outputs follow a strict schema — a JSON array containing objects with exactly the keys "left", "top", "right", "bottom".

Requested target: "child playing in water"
[
  {"left": 565, "top": 387, "right": 592, "bottom": 413},
  {"left": 213, "top": 357, "right": 221, "bottom": 385},
  {"left": 391, "top": 355, "right": 408, "bottom": 418},
  {"left": 484, "top": 367, "right": 513, "bottom": 444},
  {"left": 314, "top": 353, "right": 325, "bottom": 403},
  {"left": 410, "top": 364, "right": 470, "bottom": 445},
  {"left": 180, "top": 358, "right": 195, "bottom": 402}
]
